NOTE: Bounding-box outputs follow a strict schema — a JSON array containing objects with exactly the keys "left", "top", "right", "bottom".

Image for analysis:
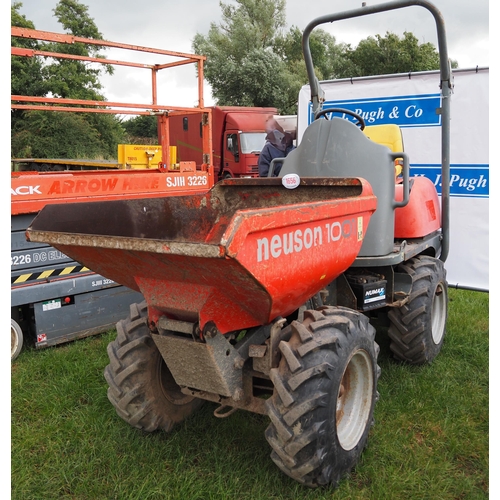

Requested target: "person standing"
[{"left": 258, "top": 118, "right": 295, "bottom": 177}]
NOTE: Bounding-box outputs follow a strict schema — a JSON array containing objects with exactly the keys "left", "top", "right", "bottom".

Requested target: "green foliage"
[
  {"left": 193, "top": 3, "right": 452, "bottom": 114},
  {"left": 11, "top": 1, "right": 124, "bottom": 160},
  {"left": 53, "top": 0, "right": 103, "bottom": 40},
  {"left": 122, "top": 115, "right": 158, "bottom": 141},
  {"left": 211, "top": 48, "right": 290, "bottom": 109},
  {"left": 11, "top": 111, "right": 124, "bottom": 159},
  {"left": 335, "top": 31, "right": 442, "bottom": 78},
  {"left": 11, "top": 290, "right": 489, "bottom": 499},
  {"left": 193, "top": 0, "right": 297, "bottom": 113},
  {"left": 274, "top": 26, "right": 343, "bottom": 81},
  {"left": 43, "top": 0, "right": 113, "bottom": 100},
  {"left": 218, "top": 0, "right": 287, "bottom": 54},
  {"left": 11, "top": 3, "right": 47, "bottom": 98}
]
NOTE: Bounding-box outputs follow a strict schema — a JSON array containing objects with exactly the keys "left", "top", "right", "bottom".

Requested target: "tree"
[
  {"left": 11, "top": 3, "right": 47, "bottom": 99},
  {"left": 11, "top": 111, "right": 113, "bottom": 159},
  {"left": 334, "top": 31, "right": 455, "bottom": 78},
  {"left": 274, "top": 26, "right": 344, "bottom": 81},
  {"left": 193, "top": 1, "right": 455, "bottom": 116},
  {"left": 43, "top": 0, "right": 114, "bottom": 100},
  {"left": 11, "top": 3, "right": 48, "bottom": 130},
  {"left": 193, "top": 0, "right": 297, "bottom": 113},
  {"left": 11, "top": 1, "right": 125, "bottom": 160}
]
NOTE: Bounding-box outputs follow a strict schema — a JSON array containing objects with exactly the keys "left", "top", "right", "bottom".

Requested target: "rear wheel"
[
  {"left": 11, "top": 319, "right": 23, "bottom": 361},
  {"left": 388, "top": 255, "right": 448, "bottom": 364},
  {"left": 104, "top": 301, "right": 203, "bottom": 432},
  {"left": 265, "top": 307, "right": 380, "bottom": 488}
]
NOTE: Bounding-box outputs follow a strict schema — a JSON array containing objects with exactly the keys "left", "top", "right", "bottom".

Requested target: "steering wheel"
[{"left": 314, "top": 108, "right": 366, "bottom": 130}]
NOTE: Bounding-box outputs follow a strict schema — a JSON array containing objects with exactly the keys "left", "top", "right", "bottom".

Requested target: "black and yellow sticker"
[{"left": 11, "top": 265, "right": 91, "bottom": 285}]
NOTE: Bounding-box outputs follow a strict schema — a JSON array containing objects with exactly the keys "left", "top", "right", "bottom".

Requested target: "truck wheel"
[
  {"left": 388, "top": 255, "right": 448, "bottom": 364},
  {"left": 265, "top": 307, "right": 380, "bottom": 488},
  {"left": 11, "top": 319, "right": 24, "bottom": 361},
  {"left": 104, "top": 301, "right": 203, "bottom": 432}
]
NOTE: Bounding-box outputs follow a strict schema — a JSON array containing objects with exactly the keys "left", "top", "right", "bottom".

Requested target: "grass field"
[{"left": 11, "top": 288, "right": 489, "bottom": 499}]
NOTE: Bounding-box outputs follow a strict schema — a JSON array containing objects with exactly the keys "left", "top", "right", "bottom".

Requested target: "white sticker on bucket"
[{"left": 282, "top": 173, "right": 300, "bottom": 189}]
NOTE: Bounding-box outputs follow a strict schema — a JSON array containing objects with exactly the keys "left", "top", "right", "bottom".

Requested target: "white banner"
[
  {"left": 297, "top": 68, "right": 489, "bottom": 291},
  {"left": 298, "top": 68, "right": 489, "bottom": 291}
]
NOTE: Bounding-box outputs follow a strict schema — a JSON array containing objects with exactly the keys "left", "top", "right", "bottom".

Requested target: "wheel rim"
[
  {"left": 431, "top": 282, "right": 447, "bottom": 344},
  {"left": 336, "top": 349, "right": 374, "bottom": 451},
  {"left": 11, "top": 319, "right": 23, "bottom": 360},
  {"left": 11, "top": 324, "right": 20, "bottom": 357}
]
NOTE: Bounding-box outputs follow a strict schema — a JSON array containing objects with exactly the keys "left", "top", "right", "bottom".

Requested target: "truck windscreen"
[{"left": 240, "top": 132, "right": 267, "bottom": 154}]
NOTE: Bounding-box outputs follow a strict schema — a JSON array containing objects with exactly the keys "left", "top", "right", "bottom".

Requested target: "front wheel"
[
  {"left": 104, "top": 301, "right": 203, "bottom": 432},
  {"left": 265, "top": 306, "right": 380, "bottom": 488},
  {"left": 388, "top": 255, "right": 448, "bottom": 364}
]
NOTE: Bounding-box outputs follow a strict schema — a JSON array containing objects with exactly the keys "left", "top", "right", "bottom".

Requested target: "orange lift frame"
[{"left": 11, "top": 26, "right": 214, "bottom": 179}]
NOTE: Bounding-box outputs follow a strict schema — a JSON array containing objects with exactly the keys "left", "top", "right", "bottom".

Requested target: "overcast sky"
[{"left": 12, "top": 0, "right": 490, "bottom": 108}]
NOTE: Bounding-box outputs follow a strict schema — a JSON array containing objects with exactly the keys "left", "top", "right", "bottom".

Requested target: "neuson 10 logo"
[{"left": 256, "top": 217, "right": 363, "bottom": 262}]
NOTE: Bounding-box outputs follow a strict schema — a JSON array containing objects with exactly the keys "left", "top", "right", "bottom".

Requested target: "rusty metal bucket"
[{"left": 27, "top": 178, "right": 376, "bottom": 333}]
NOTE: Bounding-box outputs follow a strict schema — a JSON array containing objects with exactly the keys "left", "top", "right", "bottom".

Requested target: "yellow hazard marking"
[
  {"left": 14, "top": 274, "right": 31, "bottom": 283},
  {"left": 59, "top": 266, "right": 76, "bottom": 275},
  {"left": 38, "top": 270, "right": 54, "bottom": 279},
  {"left": 12, "top": 265, "right": 92, "bottom": 284}
]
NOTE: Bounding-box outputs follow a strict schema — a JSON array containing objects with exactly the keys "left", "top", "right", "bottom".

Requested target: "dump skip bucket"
[{"left": 27, "top": 178, "right": 376, "bottom": 333}]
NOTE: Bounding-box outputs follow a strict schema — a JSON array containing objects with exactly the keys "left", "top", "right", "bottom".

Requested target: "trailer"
[{"left": 11, "top": 143, "right": 167, "bottom": 172}]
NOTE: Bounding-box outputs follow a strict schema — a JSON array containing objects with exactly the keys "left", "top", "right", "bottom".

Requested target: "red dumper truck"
[
  {"left": 168, "top": 106, "right": 278, "bottom": 179},
  {"left": 26, "top": 0, "right": 452, "bottom": 490}
]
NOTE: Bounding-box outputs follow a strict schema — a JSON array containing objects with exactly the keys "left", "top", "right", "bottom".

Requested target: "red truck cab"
[{"left": 169, "top": 106, "right": 277, "bottom": 179}]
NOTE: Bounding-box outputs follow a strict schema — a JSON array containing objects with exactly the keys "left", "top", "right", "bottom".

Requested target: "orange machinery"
[{"left": 11, "top": 27, "right": 215, "bottom": 359}]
